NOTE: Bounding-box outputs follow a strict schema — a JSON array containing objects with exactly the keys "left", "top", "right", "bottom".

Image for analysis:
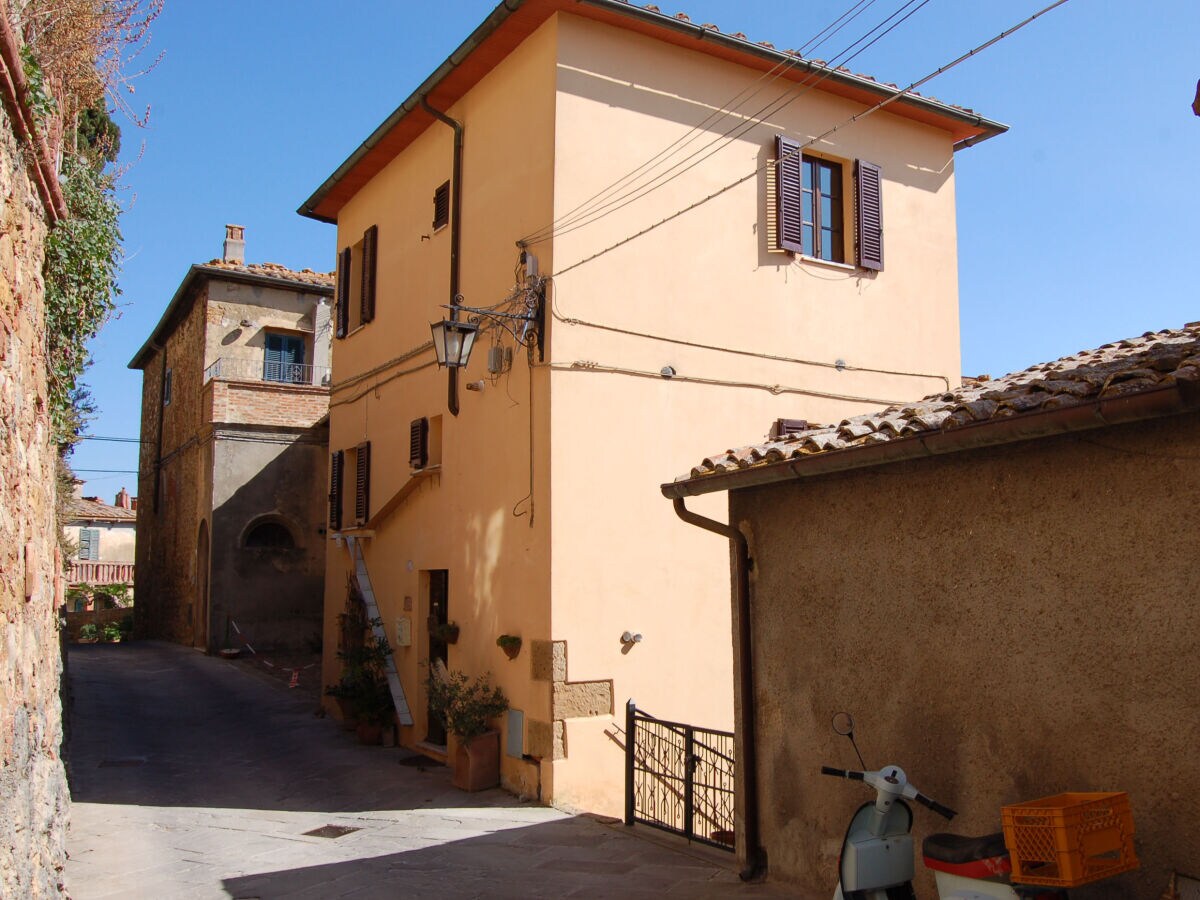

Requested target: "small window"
[
  {"left": 801, "top": 155, "right": 844, "bottom": 263},
  {"left": 163, "top": 368, "right": 173, "bottom": 406},
  {"left": 78, "top": 527, "right": 99, "bottom": 560},
  {"left": 433, "top": 180, "right": 450, "bottom": 231},
  {"left": 335, "top": 225, "right": 378, "bottom": 337},
  {"left": 244, "top": 521, "right": 295, "bottom": 549},
  {"left": 263, "top": 332, "right": 308, "bottom": 384}
]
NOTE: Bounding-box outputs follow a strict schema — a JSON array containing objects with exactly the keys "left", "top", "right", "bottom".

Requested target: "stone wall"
[{"left": 0, "top": 89, "right": 69, "bottom": 895}]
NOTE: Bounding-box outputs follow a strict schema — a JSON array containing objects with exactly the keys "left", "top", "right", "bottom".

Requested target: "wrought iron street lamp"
[{"left": 429, "top": 319, "right": 479, "bottom": 369}]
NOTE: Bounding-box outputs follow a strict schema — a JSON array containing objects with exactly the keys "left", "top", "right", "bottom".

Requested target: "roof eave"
[
  {"left": 662, "top": 380, "right": 1200, "bottom": 499},
  {"left": 298, "top": 0, "right": 1007, "bottom": 224}
]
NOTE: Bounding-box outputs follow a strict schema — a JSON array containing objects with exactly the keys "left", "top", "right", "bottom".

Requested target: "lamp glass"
[{"left": 430, "top": 319, "right": 479, "bottom": 368}]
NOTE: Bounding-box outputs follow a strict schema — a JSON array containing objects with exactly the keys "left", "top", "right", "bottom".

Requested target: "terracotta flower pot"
[
  {"left": 356, "top": 721, "right": 383, "bottom": 745},
  {"left": 452, "top": 730, "right": 501, "bottom": 792}
]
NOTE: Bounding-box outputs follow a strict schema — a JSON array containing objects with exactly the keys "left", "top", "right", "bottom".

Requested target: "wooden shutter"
[
  {"left": 328, "top": 450, "right": 344, "bottom": 531},
  {"left": 335, "top": 247, "right": 351, "bottom": 338},
  {"left": 409, "top": 418, "right": 429, "bottom": 469},
  {"left": 775, "top": 135, "right": 804, "bottom": 254},
  {"left": 78, "top": 528, "right": 96, "bottom": 560},
  {"left": 855, "top": 160, "right": 884, "bottom": 271},
  {"left": 360, "top": 225, "right": 378, "bottom": 324},
  {"left": 355, "top": 442, "right": 371, "bottom": 526},
  {"left": 433, "top": 181, "right": 450, "bottom": 230}
]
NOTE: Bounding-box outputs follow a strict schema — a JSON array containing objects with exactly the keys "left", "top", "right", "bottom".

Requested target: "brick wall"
[
  {"left": 207, "top": 379, "right": 328, "bottom": 429},
  {"left": 0, "top": 86, "right": 69, "bottom": 895}
]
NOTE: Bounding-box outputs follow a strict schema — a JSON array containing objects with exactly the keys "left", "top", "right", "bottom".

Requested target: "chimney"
[
  {"left": 115, "top": 487, "right": 131, "bottom": 510},
  {"left": 223, "top": 224, "right": 245, "bottom": 264},
  {"left": 131, "top": 497, "right": 138, "bottom": 511}
]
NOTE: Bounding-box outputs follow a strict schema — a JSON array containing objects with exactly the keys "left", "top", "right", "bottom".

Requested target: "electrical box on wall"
[
  {"left": 395, "top": 616, "right": 412, "bottom": 647},
  {"left": 487, "top": 346, "right": 512, "bottom": 375}
]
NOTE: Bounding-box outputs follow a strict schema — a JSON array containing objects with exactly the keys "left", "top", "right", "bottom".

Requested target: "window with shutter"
[
  {"left": 433, "top": 181, "right": 450, "bottom": 231},
  {"left": 410, "top": 418, "right": 429, "bottom": 469},
  {"left": 355, "top": 442, "right": 371, "bottom": 526},
  {"left": 78, "top": 528, "right": 97, "bottom": 560},
  {"left": 855, "top": 159, "right": 884, "bottom": 271},
  {"left": 264, "top": 332, "right": 307, "bottom": 383},
  {"left": 163, "top": 368, "right": 173, "bottom": 406},
  {"left": 335, "top": 247, "right": 351, "bottom": 338},
  {"left": 329, "top": 450, "right": 344, "bottom": 531},
  {"left": 775, "top": 136, "right": 804, "bottom": 254},
  {"left": 360, "top": 224, "right": 378, "bottom": 324}
]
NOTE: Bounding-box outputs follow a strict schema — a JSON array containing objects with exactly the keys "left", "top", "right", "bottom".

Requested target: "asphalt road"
[{"left": 64, "top": 641, "right": 800, "bottom": 899}]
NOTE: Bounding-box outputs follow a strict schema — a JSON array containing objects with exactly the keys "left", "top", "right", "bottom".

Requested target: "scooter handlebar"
[
  {"left": 914, "top": 792, "right": 956, "bottom": 820},
  {"left": 820, "top": 766, "right": 864, "bottom": 780}
]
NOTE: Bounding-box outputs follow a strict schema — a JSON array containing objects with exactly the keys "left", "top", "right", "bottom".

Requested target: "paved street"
[{"left": 64, "top": 641, "right": 800, "bottom": 899}]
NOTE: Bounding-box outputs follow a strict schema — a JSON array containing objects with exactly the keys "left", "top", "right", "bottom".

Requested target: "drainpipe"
[
  {"left": 671, "top": 497, "right": 766, "bottom": 881},
  {"left": 421, "top": 98, "right": 463, "bottom": 417}
]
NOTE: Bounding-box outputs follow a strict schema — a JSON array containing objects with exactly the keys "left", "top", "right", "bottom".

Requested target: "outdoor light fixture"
[
  {"left": 429, "top": 293, "right": 544, "bottom": 370},
  {"left": 429, "top": 319, "right": 479, "bottom": 369}
]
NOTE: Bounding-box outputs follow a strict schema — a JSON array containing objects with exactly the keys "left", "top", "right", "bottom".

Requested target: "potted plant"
[
  {"left": 496, "top": 634, "right": 522, "bottom": 660},
  {"left": 325, "top": 580, "right": 395, "bottom": 744},
  {"left": 102, "top": 621, "right": 123, "bottom": 643},
  {"left": 77, "top": 623, "right": 99, "bottom": 644},
  {"left": 426, "top": 665, "right": 508, "bottom": 791},
  {"left": 429, "top": 620, "right": 460, "bottom": 645}
]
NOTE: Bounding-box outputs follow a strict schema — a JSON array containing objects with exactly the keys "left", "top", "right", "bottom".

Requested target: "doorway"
[
  {"left": 194, "top": 520, "right": 210, "bottom": 651},
  {"left": 426, "top": 569, "right": 449, "bottom": 746}
]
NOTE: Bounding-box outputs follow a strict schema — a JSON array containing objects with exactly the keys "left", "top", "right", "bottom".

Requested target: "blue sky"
[{"left": 72, "top": 0, "right": 1200, "bottom": 496}]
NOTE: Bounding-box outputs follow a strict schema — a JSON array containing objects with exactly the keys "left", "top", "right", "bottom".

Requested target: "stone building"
[
  {"left": 130, "top": 228, "right": 334, "bottom": 652},
  {"left": 0, "top": 9, "right": 71, "bottom": 895}
]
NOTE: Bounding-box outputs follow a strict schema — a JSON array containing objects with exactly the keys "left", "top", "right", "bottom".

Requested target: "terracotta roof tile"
[
  {"left": 199, "top": 260, "right": 334, "bottom": 288},
  {"left": 67, "top": 497, "right": 137, "bottom": 522},
  {"left": 684, "top": 322, "right": 1200, "bottom": 480}
]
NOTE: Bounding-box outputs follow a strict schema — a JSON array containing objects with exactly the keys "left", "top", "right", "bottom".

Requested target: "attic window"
[{"left": 433, "top": 181, "right": 450, "bottom": 231}]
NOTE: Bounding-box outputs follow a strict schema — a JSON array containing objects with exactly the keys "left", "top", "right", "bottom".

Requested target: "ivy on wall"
[{"left": 43, "top": 147, "right": 121, "bottom": 442}]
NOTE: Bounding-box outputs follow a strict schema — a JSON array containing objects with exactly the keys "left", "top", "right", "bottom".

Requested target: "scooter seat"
[{"left": 923, "top": 832, "right": 1012, "bottom": 879}]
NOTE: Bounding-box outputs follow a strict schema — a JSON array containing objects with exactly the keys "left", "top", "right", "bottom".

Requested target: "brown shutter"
[
  {"left": 328, "top": 450, "right": 344, "bottom": 531},
  {"left": 360, "top": 225, "right": 378, "bottom": 324},
  {"left": 433, "top": 181, "right": 450, "bottom": 230},
  {"left": 855, "top": 160, "right": 884, "bottom": 271},
  {"left": 355, "top": 441, "right": 371, "bottom": 525},
  {"left": 335, "top": 247, "right": 351, "bottom": 338},
  {"left": 409, "top": 418, "right": 429, "bottom": 469},
  {"left": 775, "top": 135, "right": 804, "bottom": 254}
]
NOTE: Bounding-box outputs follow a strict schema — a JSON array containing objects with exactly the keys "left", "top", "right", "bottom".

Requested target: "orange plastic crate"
[{"left": 1001, "top": 792, "right": 1138, "bottom": 888}]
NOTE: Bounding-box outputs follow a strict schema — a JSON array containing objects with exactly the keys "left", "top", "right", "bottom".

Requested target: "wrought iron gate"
[{"left": 624, "top": 699, "right": 735, "bottom": 851}]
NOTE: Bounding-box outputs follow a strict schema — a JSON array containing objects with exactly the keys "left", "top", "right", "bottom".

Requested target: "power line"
[
  {"left": 550, "top": 0, "right": 1070, "bottom": 281},
  {"left": 73, "top": 468, "right": 139, "bottom": 474},
  {"left": 519, "top": 0, "right": 886, "bottom": 245},
  {"left": 522, "top": 0, "right": 932, "bottom": 245},
  {"left": 78, "top": 435, "right": 141, "bottom": 443}
]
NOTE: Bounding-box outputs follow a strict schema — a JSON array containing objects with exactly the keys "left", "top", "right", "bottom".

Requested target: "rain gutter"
[
  {"left": 670, "top": 497, "right": 766, "bottom": 881},
  {"left": 661, "top": 380, "right": 1200, "bottom": 501},
  {"left": 421, "top": 99, "right": 464, "bottom": 417}
]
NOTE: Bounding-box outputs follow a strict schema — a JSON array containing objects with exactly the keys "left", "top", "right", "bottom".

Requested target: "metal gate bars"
[{"left": 624, "top": 699, "right": 736, "bottom": 851}]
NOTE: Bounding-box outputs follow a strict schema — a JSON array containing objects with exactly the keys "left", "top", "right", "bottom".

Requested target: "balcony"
[{"left": 204, "top": 357, "right": 331, "bottom": 387}]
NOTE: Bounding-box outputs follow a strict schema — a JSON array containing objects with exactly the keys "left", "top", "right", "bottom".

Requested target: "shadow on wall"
[{"left": 208, "top": 421, "right": 329, "bottom": 652}]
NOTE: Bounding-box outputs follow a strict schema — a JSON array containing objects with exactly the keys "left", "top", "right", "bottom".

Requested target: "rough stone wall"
[
  {"left": 133, "top": 285, "right": 211, "bottom": 645},
  {"left": 732, "top": 411, "right": 1200, "bottom": 900},
  {"left": 0, "top": 95, "right": 68, "bottom": 895}
]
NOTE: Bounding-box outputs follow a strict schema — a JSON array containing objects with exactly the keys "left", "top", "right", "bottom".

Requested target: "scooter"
[{"left": 823, "top": 713, "right": 1068, "bottom": 900}]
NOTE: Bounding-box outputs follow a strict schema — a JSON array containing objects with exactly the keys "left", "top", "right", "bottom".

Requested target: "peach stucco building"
[{"left": 300, "top": 0, "right": 1004, "bottom": 817}]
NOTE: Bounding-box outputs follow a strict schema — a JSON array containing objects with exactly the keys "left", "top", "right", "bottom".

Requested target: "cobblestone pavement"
[{"left": 65, "top": 641, "right": 804, "bottom": 899}]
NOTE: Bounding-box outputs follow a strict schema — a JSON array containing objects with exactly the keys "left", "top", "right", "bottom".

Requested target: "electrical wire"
[
  {"left": 549, "top": 0, "right": 1070, "bottom": 281},
  {"left": 519, "top": 0, "right": 883, "bottom": 245},
  {"left": 521, "top": 0, "right": 932, "bottom": 246},
  {"left": 77, "top": 435, "right": 141, "bottom": 443}
]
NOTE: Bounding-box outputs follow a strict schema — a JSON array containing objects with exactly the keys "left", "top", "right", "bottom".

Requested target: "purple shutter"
[
  {"left": 355, "top": 442, "right": 371, "bottom": 525},
  {"left": 329, "top": 450, "right": 344, "bottom": 531},
  {"left": 855, "top": 160, "right": 884, "bottom": 271},
  {"left": 360, "top": 225, "right": 378, "bottom": 324},
  {"left": 335, "top": 247, "right": 351, "bottom": 338},
  {"left": 775, "top": 135, "right": 804, "bottom": 254}
]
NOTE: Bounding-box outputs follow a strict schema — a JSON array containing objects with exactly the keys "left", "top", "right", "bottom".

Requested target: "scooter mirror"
[{"left": 831, "top": 712, "right": 854, "bottom": 736}]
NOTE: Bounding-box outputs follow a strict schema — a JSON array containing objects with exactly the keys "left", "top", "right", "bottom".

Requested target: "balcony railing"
[
  {"left": 67, "top": 560, "right": 135, "bottom": 586},
  {"left": 204, "top": 357, "right": 331, "bottom": 387}
]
